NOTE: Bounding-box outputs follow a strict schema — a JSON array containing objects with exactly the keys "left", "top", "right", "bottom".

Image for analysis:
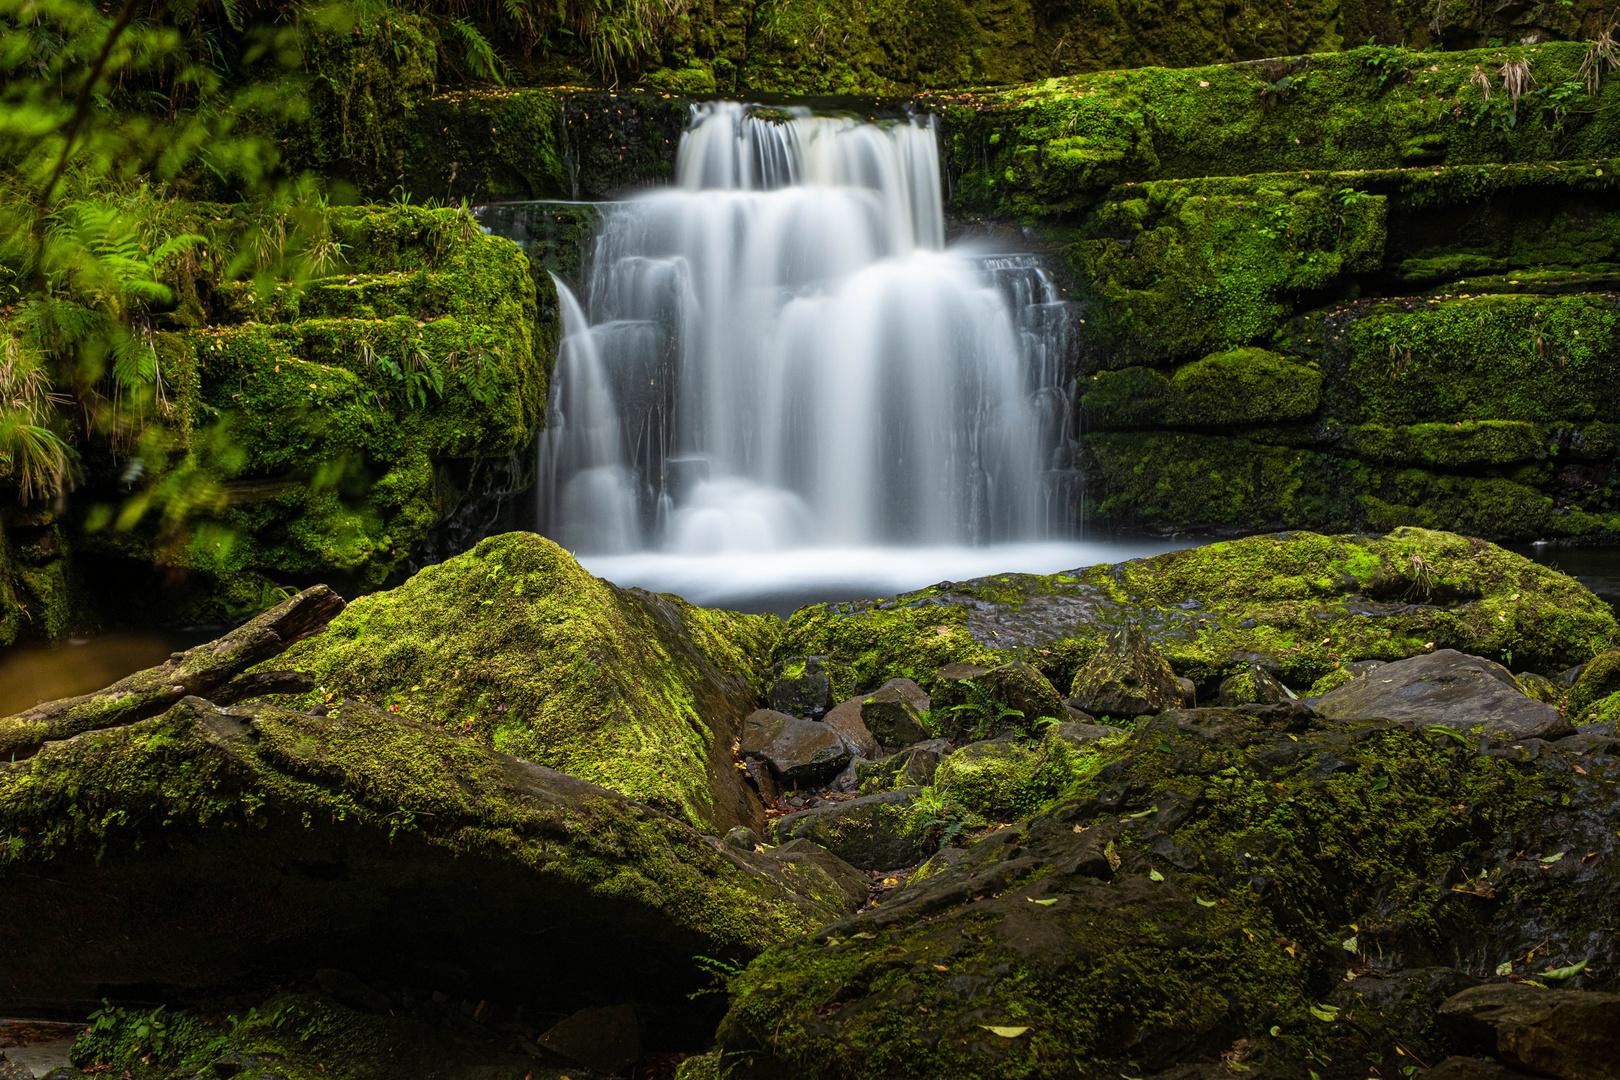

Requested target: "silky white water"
[{"left": 522, "top": 103, "right": 1128, "bottom": 607}]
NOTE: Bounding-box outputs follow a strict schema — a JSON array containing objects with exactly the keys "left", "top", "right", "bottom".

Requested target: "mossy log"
[{"left": 0, "top": 585, "right": 344, "bottom": 762}]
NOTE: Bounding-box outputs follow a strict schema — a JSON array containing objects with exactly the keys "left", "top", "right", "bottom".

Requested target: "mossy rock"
[
  {"left": 777, "top": 528, "right": 1615, "bottom": 700},
  {"left": 273, "top": 531, "right": 782, "bottom": 832},
  {"left": 933, "top": 726, "right": 1095, "bottom": 822},
  {"left": 0, "top": 694, "right": 853, "bottom": 1015},
  {"left": 944, "top": 44, "right": 1620, "bottom": 222},
  {"left": 1568, "top": 648, "right": 1620, "bottom": 717},
  {"left": 64, "top": 991, "right": 577, "bottom": 1080},
  {"left": 712, "top": 704, "right": 1620, "bottom": 1078}
]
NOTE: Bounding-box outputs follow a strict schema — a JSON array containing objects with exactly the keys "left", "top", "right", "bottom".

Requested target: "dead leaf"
[{"left": 982, "top": 1026, "right": 1029, "bottom": 1038}]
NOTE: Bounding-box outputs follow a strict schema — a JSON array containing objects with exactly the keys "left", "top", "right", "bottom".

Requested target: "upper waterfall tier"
[{"left": 537, "top": 103, "right": 1077, "bottom": 556}]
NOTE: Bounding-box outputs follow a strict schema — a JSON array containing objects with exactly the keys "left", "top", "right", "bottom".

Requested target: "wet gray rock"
[
  {"left": 1312, "top": 650, "right": 1575, "bottom": 742},
  {"left": 878, "top": 676, "right": 931, "bottom": 712},
  {"left": 0, "top": 1053, "right": 33, "bottom": 1080},
  {"left": 1069, "top": 624, "right": 1184, "bottom": 717},
  {"left": 823, "top": 695, "right": 880, "bottom": 758},
  {"left": 860, "top": 687, "right": 931, "bottom": 749},
  {"left": 740, "top": 708, "right": 852, "bottom": 784},
  {"left": 767, "top": 656, "right": 835, "bottom": 718},
  {"left": 1438, "top": 983, "right": 1620, "bottom": 1080},
  {"left": 767, "top": 787, "right": 932, "bottom": 872}
]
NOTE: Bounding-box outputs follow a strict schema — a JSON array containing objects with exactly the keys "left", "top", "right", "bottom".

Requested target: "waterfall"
[{"left": 534, "top": 102, "right": 1078, "bottom": 561}]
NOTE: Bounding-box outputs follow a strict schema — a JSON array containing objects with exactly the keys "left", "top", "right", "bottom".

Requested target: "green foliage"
[{"left": 948, "top": 678, "right": 1025, "bottom": 741}]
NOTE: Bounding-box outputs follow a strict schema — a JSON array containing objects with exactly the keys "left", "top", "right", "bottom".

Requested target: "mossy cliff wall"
[
  {"left": 18, "top": 205, "right": 558, "bottom": 639},
  {"left": 940, "top": 41, "right": 1620, "bottom": 540}
]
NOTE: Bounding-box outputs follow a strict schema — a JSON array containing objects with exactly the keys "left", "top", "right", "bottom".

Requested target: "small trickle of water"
[{"left": 535, "top": 102, "right": 1078, "bottom": 556}]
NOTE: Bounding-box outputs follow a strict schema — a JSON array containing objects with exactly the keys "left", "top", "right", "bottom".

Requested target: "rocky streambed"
[{"left": 2, "top": 527, "right": 1618, "bottom": 1080}]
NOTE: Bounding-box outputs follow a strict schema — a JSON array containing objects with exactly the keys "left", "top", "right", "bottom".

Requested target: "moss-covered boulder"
[
  {"left": 778, "top": 528, "right": 1615, "bottom": 706},
  {"left": 1067, "top": 624, "right": 1184, "bottom": 717},
  {"left": 272, "top": 532, "right": 780, "bottom": 833},
  {"left": 0, "top": 694, "right": 857, "bottom": 1015},
  {"left": 710, "top": 704, "right": 1619, "bottom": 1078},
  {"left": 1565, "top": 647, "right": 1620, "bottom": 717}
]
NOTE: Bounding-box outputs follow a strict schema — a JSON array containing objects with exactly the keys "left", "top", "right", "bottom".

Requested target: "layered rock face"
[{"left": 938, "top": 42, "right": 1620, "bottom": 542}]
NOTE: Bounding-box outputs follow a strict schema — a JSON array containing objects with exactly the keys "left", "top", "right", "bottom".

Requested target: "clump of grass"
[{"left": 0, "top": 339, "right": 74, "bottom": 505}]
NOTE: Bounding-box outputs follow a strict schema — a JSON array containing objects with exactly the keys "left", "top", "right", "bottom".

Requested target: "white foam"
[{"left": 580, "top": 540, "right": 1197, "bottom": 613}]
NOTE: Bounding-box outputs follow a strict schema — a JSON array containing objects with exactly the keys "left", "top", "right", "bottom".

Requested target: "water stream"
[{"left": 523, "top": 103, "right": 1091, "bottom": 603}]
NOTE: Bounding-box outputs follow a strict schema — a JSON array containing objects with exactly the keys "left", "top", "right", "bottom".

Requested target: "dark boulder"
[
  {"left": 1068, "top": 624, "right": 1183, "bottom": 717},
  {"left": 767, "top": 788, "right": 933, "bottom": 872},
  {"left": 1439, "top": 983, "right": 1620, "bottom": 1080},
  {"left": 767, "top": 656, "right": 835, "bottom": 718},
  {"left": 859, "top": 687, "right": 931, "bottom": 749},
  {"left": 537, "top": 1003, "right": 642, "bottom": 1076},
  {"left": 1216, "top": 662, "right": 1294, "bottom": 707},
  {"left": 1312, "top": 649, "right": 1575, "bottom": 742},
  {"left": 857, "top": 739, "right": 952, "bottom": 793},
  {"left": 740, "top": 708, "right": 852, "bottom": 784}
]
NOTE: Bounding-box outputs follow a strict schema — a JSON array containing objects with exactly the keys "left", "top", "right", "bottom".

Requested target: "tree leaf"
[
  {"left": 1028, "top": 898, "right": 1058, "bottom": 907},
  {"left": 1495, "top": 960, "right": 1513, "bottom": 976},
  {"left": 982, "top": 1025, "right": 1029, "bottom": 1038},
  {"left": 1269, "top": 1026, "right": 1281, "bottom": 1037},
  {"left": 1149, "top": 869, "right": 1165, "bottom": 882},
  {"left": 1308, "top": 1005, "right": 1339, "bottom": 1022},
  {"left": 1370, "top": 777, "right": 1389, "bottom": 791},
  {"left": 1341, "top": 936, "right": 1358, "bottom": 952},
  {"left": 1196, "top": 898, "right": 1217, "bottom": 907},
  {"left": 1543, "top": 958, "right": 1588, "bottom": 980},
  {"left": 1539, "top": 852, "right": 1565, "bottom": 863}
]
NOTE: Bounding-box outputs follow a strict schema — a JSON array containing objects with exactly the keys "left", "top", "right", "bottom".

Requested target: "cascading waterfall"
[{"left": 527, "top": 102, "right": 1087, "bottom": 595}]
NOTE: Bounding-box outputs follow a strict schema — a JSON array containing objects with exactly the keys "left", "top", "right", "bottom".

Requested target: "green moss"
[
  {"left": 1075, "top": 180, "right": 1385, "bottom": 364},
  {"left": 935, "top": 728, "right": 1100, "bottom": 821},
  {"left": 403, "top": 88, "right": 568, "bottom": 204},
  {"left": 1576, "top": 689, "right": 1620, "bottom": 725},
  {"left": 945, "top": 44, "right": 1620, "bottom": 222},
  {"left": 775, "top": 594, "right": 1001, "bottom": 700},
  {"left": 777, "top": 529, "right": 1614, "bottom": 703},
  {"left": 1305, "top": 666, "right": 1357, "bottom": 696},
  {"left": 1344, "top": 420, "right": 1550, "bottom": 467},
  {"left": 1566, "top": 647, "right": 1620, "bottom": 716},
  {"left": 1083, "top": 348, "right": 1322, "bottom": 427},
  {"left": 1082, "top": 431, "right": 1343, "bottom": 530},
  {"left": 1327, "top": 293, "right": 1620, "bottom": 426},
  {"left": 274, "top": 532, "right": 777, "bottom": 831},
  {"left": 57, "top": 202, "right": 552, "bottom": 629},
  {"left": 287, "top": 9, "right": 441, "bottom": 199}
]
